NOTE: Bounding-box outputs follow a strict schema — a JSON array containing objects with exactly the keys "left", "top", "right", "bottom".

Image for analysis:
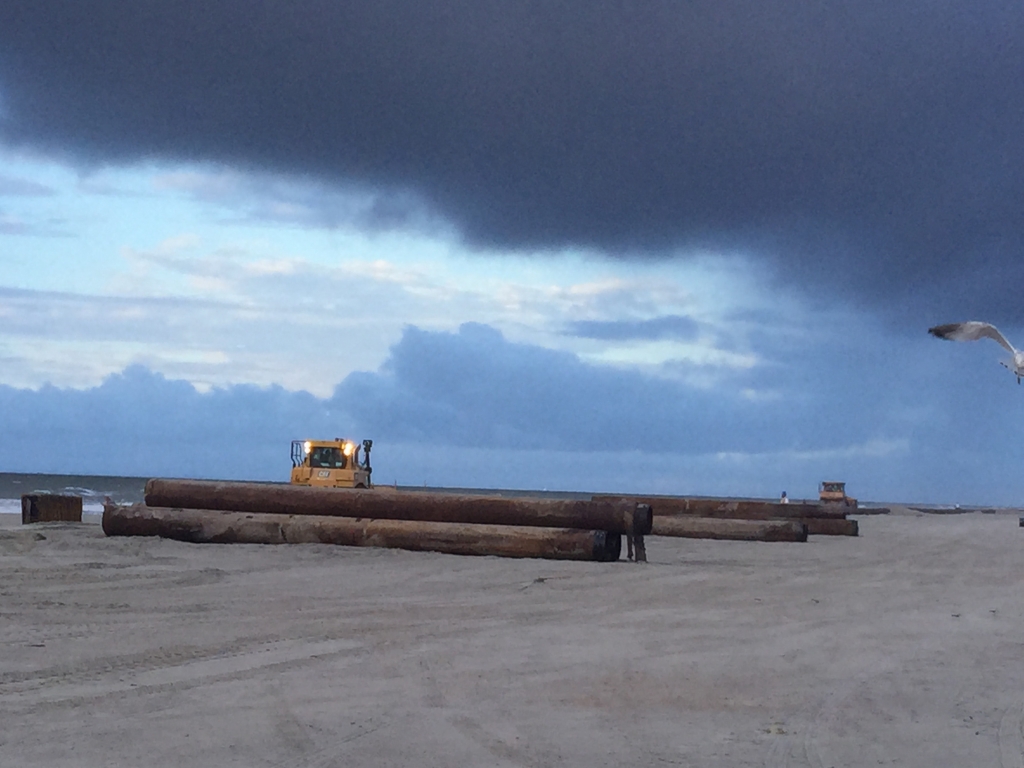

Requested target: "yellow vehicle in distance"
[
  {"left": 818, "top": 480, "right": 857, "bottom": 508},
  {"left": 290, "top": 438, "right": 373, "bottom": 488}
]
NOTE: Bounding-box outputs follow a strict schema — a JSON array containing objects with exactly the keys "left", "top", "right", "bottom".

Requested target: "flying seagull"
[{"left": 928, "top": 321, "right": 1024, "bottom": 384}]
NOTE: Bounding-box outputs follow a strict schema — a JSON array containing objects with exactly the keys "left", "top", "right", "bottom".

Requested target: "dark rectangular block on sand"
[{"left": 22, "top": 494, "right": 83, "bottom": 524}]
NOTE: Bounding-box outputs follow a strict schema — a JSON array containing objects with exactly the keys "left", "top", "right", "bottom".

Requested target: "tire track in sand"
[
  {"left": 999, "top": 700, "right": 1024, "bottom": 768},
  {"left": 763, "top": 675, "right": 877, "bottom": 768},
  {"left": 0, "top": 636, "right": 362, "bottom": 707}
]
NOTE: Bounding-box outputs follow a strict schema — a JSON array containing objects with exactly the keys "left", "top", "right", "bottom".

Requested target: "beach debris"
[{"left": 21, "top": 494, "right": 82, "bottom": 524}]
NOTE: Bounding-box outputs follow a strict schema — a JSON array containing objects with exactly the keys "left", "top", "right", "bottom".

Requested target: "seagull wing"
[{"left": 928, "top": 321, "right": 1017, "bottom": 355}]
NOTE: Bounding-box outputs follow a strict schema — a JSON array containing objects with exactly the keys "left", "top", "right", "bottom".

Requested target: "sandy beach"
[{"left": 1, "top": 509, "right": 1023, "bottom": 767}]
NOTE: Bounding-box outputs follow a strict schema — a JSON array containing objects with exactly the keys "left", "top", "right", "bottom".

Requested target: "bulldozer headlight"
[
  {"left": 342, "top": 442, "right": 354, "bottom": 456},
  {"left": 303, "top": 441, "right": 312, "bottom": 453}
]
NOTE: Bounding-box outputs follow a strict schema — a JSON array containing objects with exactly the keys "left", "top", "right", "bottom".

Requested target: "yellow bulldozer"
[
  {"left": 818, "top": 480, "right": 857, "bottom": 508},
  {"left": 290, "top": 438, "right": 373, "bottom": 488}
]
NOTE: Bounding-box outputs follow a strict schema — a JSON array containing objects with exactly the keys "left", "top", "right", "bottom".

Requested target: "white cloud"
[
  {"left": 581, "top": 339, "right": 759, "bottom": 372},
  {"left": 0, "top": 211, "right": 28, "bottom": 234},
  {"left": 0, "top": 157, "right": 815, "bottom": 397},
  {"left": 2, "top": 229, "right": 800, "bottom": 395},
  {"left": 713, "top": 438, "right": 910, "bottom": 464},
  {"left": 0, "top": 173, "right": 55, "bottom": 197}
]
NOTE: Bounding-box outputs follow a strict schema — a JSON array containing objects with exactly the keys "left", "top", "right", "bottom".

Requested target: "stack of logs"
[
  {"left": 102, "top": 479, "right": 654, "bottom": 562},
  {"left": 102, "top": 481, "right": 861, "bottom": 561},
  {"left": 593, "top": 495, "right": 859, "bottom": 542}
]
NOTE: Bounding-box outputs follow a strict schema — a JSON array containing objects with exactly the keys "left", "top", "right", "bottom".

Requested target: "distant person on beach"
[{"left": 780, "top": 491, "right": 789, "bottom": 504}]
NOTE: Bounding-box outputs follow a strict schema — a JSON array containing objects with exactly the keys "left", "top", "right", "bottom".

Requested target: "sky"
[{"left": 1, "top": 1, "right": 1024, "bottom": 504}]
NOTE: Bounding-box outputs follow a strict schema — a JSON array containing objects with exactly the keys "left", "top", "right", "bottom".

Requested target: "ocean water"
[
  {"left": 0, "top": 472, "right": 149, "bottom": 515},
  {"left": 0, "top": 472, "right": 596, "bottom": 516},
  {"left": 1, "top": 472, "right": 920, "bottom": 514}
]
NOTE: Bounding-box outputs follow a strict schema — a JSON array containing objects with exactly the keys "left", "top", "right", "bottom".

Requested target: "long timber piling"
[
  {"left": 594, "top": 494, "right": 857, "bottom": 536},
  {"left": 593, "top": 495, "right": 845, "bottom": 521},
  {"left": 651, "top": 516, "right": 808, "bottom": 542},
  {"left": 103, "top": 504, "right": 623, "bottom": 561},
  {"left": 145, "top": 479, "right": 652, "bottom": 535}
]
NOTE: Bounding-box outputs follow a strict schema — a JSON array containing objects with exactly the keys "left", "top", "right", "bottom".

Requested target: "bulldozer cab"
[
  {"left": 819, "top": 481, "right": 856, "bottom": 506},
  {"left": 819, "top": 481, "right": 845, "bottom": 497},
  {"left": 290, "top": 438, "right": 372, "bottom": 488},
  {"left": 308, "top": 445, "right": 348, "bottom": 469}
]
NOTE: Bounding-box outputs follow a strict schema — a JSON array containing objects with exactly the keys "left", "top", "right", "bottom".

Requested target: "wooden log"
[
  {"left": 145, "top": 479, "right": 652, "bottom": 535},
  {"left": 592, "top": 495, "right": 846, "bottom": 521},
  {"left": 21, "top": 494, "right": 82, "bottom": 524},
  {"left": 804, "top": 518, "right": 859, "bottom": 536},
  {"left": 103, "top": 504, "right": 623, "bottom": 561},
  {"left": 651, "top": 516, "right": 807, "bottom": 542}
]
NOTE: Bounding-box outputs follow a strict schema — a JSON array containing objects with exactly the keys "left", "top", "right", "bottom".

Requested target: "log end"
[
  {"left": 634, "top": 504, "right": 653, "bottom": 535},
  {"left": 101, "top": 503, "right": 117, "bottom": 536},
  {"left": 593, "top": 531, "right": 622, "bottom": 562},
  {"left": 763, "top": 521, "right": 809, "bottom": 542},
  {"left": 804, "top": 518, "right": 859, "bottom": 536}
]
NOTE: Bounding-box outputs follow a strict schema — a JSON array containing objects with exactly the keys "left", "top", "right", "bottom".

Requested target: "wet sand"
[{"left": 1, "top": 509, "right": 1023, "bottom": 767}]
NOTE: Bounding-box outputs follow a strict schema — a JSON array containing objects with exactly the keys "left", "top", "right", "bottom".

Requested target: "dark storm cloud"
[
  {"left": 1, "top": 2, "right": 1022, "bottom": 316},
  {"left": 154, "top": 170, "right": 439, "bottom": 232}
]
